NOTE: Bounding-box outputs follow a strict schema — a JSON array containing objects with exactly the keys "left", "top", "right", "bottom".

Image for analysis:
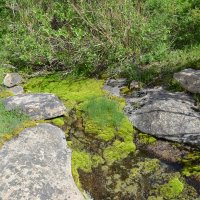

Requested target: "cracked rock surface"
[{"left": 124, "top": 88, "right": 200, "bottom": 146}]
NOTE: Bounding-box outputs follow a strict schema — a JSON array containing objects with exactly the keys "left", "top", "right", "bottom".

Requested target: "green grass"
[
  {"left": 0, "top": 101, "right": 29, "bottom": 136},
  {"left": 82, "top": 96, "right": 125, "bottom": 128}
]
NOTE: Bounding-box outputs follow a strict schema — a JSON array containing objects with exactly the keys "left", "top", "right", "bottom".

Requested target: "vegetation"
[
  {"left": 0, "top": 100, "right": 31, "bottom": 147},
  {"left": 82, "top": 97, "right": 125, "bottom": 128},
  {"left": 159, "top": 177, "right": 184, "bottom": 199},
  {"left": 0, "top": 0, "right": 200, "bottom": 85}
]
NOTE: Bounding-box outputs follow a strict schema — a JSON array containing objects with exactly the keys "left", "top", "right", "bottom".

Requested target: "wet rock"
[
  {"left": 3, "top": 73, "right": 22, "bottom": 88},
  {"left": 4, "top": 93, "right": 67, "bottom": 120},
  {"left": 104, "top": 78, "right": 127, "bottom": 97},
  {"left": 125, "top": 88, "right": 200, "bottom": 146},
  {"left": 8, "top": 86, "right": 24, "bottom": 95},
  {"left": 174, "top": 68, "right": 200, "bottom": 93},
  {"left": 0, "top": 123, "right": 84, "bottom": 200}
]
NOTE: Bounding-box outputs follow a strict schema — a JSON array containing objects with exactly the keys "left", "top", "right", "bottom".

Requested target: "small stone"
[
  {"left": 3, "top": 73, "right": 22, "bottom": 88},
  {"left": 8, "top": 86, "right": 24, "bottom": 95},
  {"left": 174, "top": 68, "right": 200, "bottom": 93}
]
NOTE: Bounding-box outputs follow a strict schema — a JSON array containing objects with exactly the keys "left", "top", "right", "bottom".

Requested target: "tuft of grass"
[
  {"left": 0, "top": 101, "right": 29, "bottom": 136},
  {"left": 82, "top": 96, "right": 125, "bottom": 128}
]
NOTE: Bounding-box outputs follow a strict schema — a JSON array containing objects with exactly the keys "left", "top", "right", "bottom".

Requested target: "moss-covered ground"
[
  {"left": 25, "top": 73, "right": 136, "bottom": 190},
  {"left": 24, "top": 73, "right": 200, "bottom": 199}
]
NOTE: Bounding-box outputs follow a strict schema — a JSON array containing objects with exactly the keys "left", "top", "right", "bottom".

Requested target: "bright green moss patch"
[
  {"left": 159, "top": 177, "right": 184, "bottom": 199},
  {"left": 24, "top": 74, "right": 105, "bottom": 109},
  {"left": 139, "top": 133, "right": 157, "bottom": 145},
  {"left": 103, "top": 140, "right": 136, "bottom": 165},
  {"left": 72, "top": 150, "right": 104, "bottom": 189},
  {"left": 0, "top": 88, "right": 13, "bottom": 98},
  {"left": 51, "top": 117, "right": 65, "bottom": 127},
  {"left": 84, "top": 119, "right": 115, "bottom": 141}
]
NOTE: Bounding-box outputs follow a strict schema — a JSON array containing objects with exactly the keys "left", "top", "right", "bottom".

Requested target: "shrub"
[{"left": 82, "top": 97, "right": 125, "bottom": 128}]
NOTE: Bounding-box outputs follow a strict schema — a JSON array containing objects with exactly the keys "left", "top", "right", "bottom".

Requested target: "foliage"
[
  {"left": 82, "top": 97, "right": 125, "bottom": 128},
  {"left": 0, "top": 0, "right": 200, "bottom": 81},
  {"left": 0, "top": 101, "right": 29, "bottom": 137}
]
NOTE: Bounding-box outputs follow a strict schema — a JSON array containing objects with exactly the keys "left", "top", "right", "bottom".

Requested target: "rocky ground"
[{"left": 0, "top": 68, "right": 200, "bottom": 199}]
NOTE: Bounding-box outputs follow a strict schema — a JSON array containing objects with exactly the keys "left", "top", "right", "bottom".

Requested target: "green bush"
[{"left": 0, "top": 0, "right": 200, "bottom": 81}]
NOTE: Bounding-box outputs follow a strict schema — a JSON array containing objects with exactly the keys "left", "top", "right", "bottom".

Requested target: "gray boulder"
[
  {"left": 0, "top": 123, "right": 84, "bottom": 200},
  {"left": 9, "top": 86, "right": 24, "bottom": 95},
  {"left": 3, "top": 73, "right": 22, "bottom": 88},
  {"left": 174, "top": 68, "right": 200, "bottom": 93},
  {"left": 125, "top": 88, "right": 200, "bottom": 146},
  {"left": 4, "top": 93, "right": 66, "bottom": 120}
]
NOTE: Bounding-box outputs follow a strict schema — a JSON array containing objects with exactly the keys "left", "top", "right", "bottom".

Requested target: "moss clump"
[
  {"left": 0, "top": 88, "right": 13, "bottom": 98},
  {"left": 130, "top": 159, "right": 160, "bottom": 177},
  {"left": 24, "top": 74, "right": 105, "bottom": 109},
  {"left": 181, "top": 152, "right": 200, "bottom": 176},
  {"left": 159, "top": 177, "right": 184, "bottom": 199},
  {"left": 72, "top": 150, "right": 104, "bottom": 189},
  {"left": 51, "top": 117, "right": 65, "bottom": 127},
  {"left": 139, "top": 133, "right": 157, "bottom": 145},
  {"left": 103, "top": 140, "right": 136, "bottom": 165}
]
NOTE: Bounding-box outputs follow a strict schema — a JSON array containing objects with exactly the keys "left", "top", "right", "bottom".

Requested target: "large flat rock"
[
  {"left": 4, "top": 93, "right": 66, "bottom": 120},
  {"left": 174, "top": 68, "right": 200, "bottom": 93},
  {"left": 125, "top": 88, "right": 200, "bottom": 146},
  {"left": 0, "top": 123, "right": 84, "bottom": 200}
]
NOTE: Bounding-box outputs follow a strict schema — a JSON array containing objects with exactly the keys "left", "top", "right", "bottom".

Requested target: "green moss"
[
  {"left": 84, "top": 118, "right": 115, "bottom": 141},
  {"left": 0, "top": 88, "right": 13, "bottom": 98},
  {"left": 103, "top": 140, "right": 136, "bottom": 165},
  {"left": 72, "top": 150, "right": 104, "bottom": 189},
  {"left": 139, "top": 133, "right": 157, "bottom": 145},
  {"left": 24, "top": 74, "right": 105, "bottom": 109},
  {"left": 51, "top": 117, "right": 65, "bottom": 127},
  {"left": 159, "top": 177, "right": 184, "bottom": 199},
  {"left": 120, "top": 86, "right": 131, "bottom": 95},
  {"left": 130, "top": 159, "right": 160, "bottom": 177},
  {"left": 181, "top": 152, "right": 200, "bottom": 176}
]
